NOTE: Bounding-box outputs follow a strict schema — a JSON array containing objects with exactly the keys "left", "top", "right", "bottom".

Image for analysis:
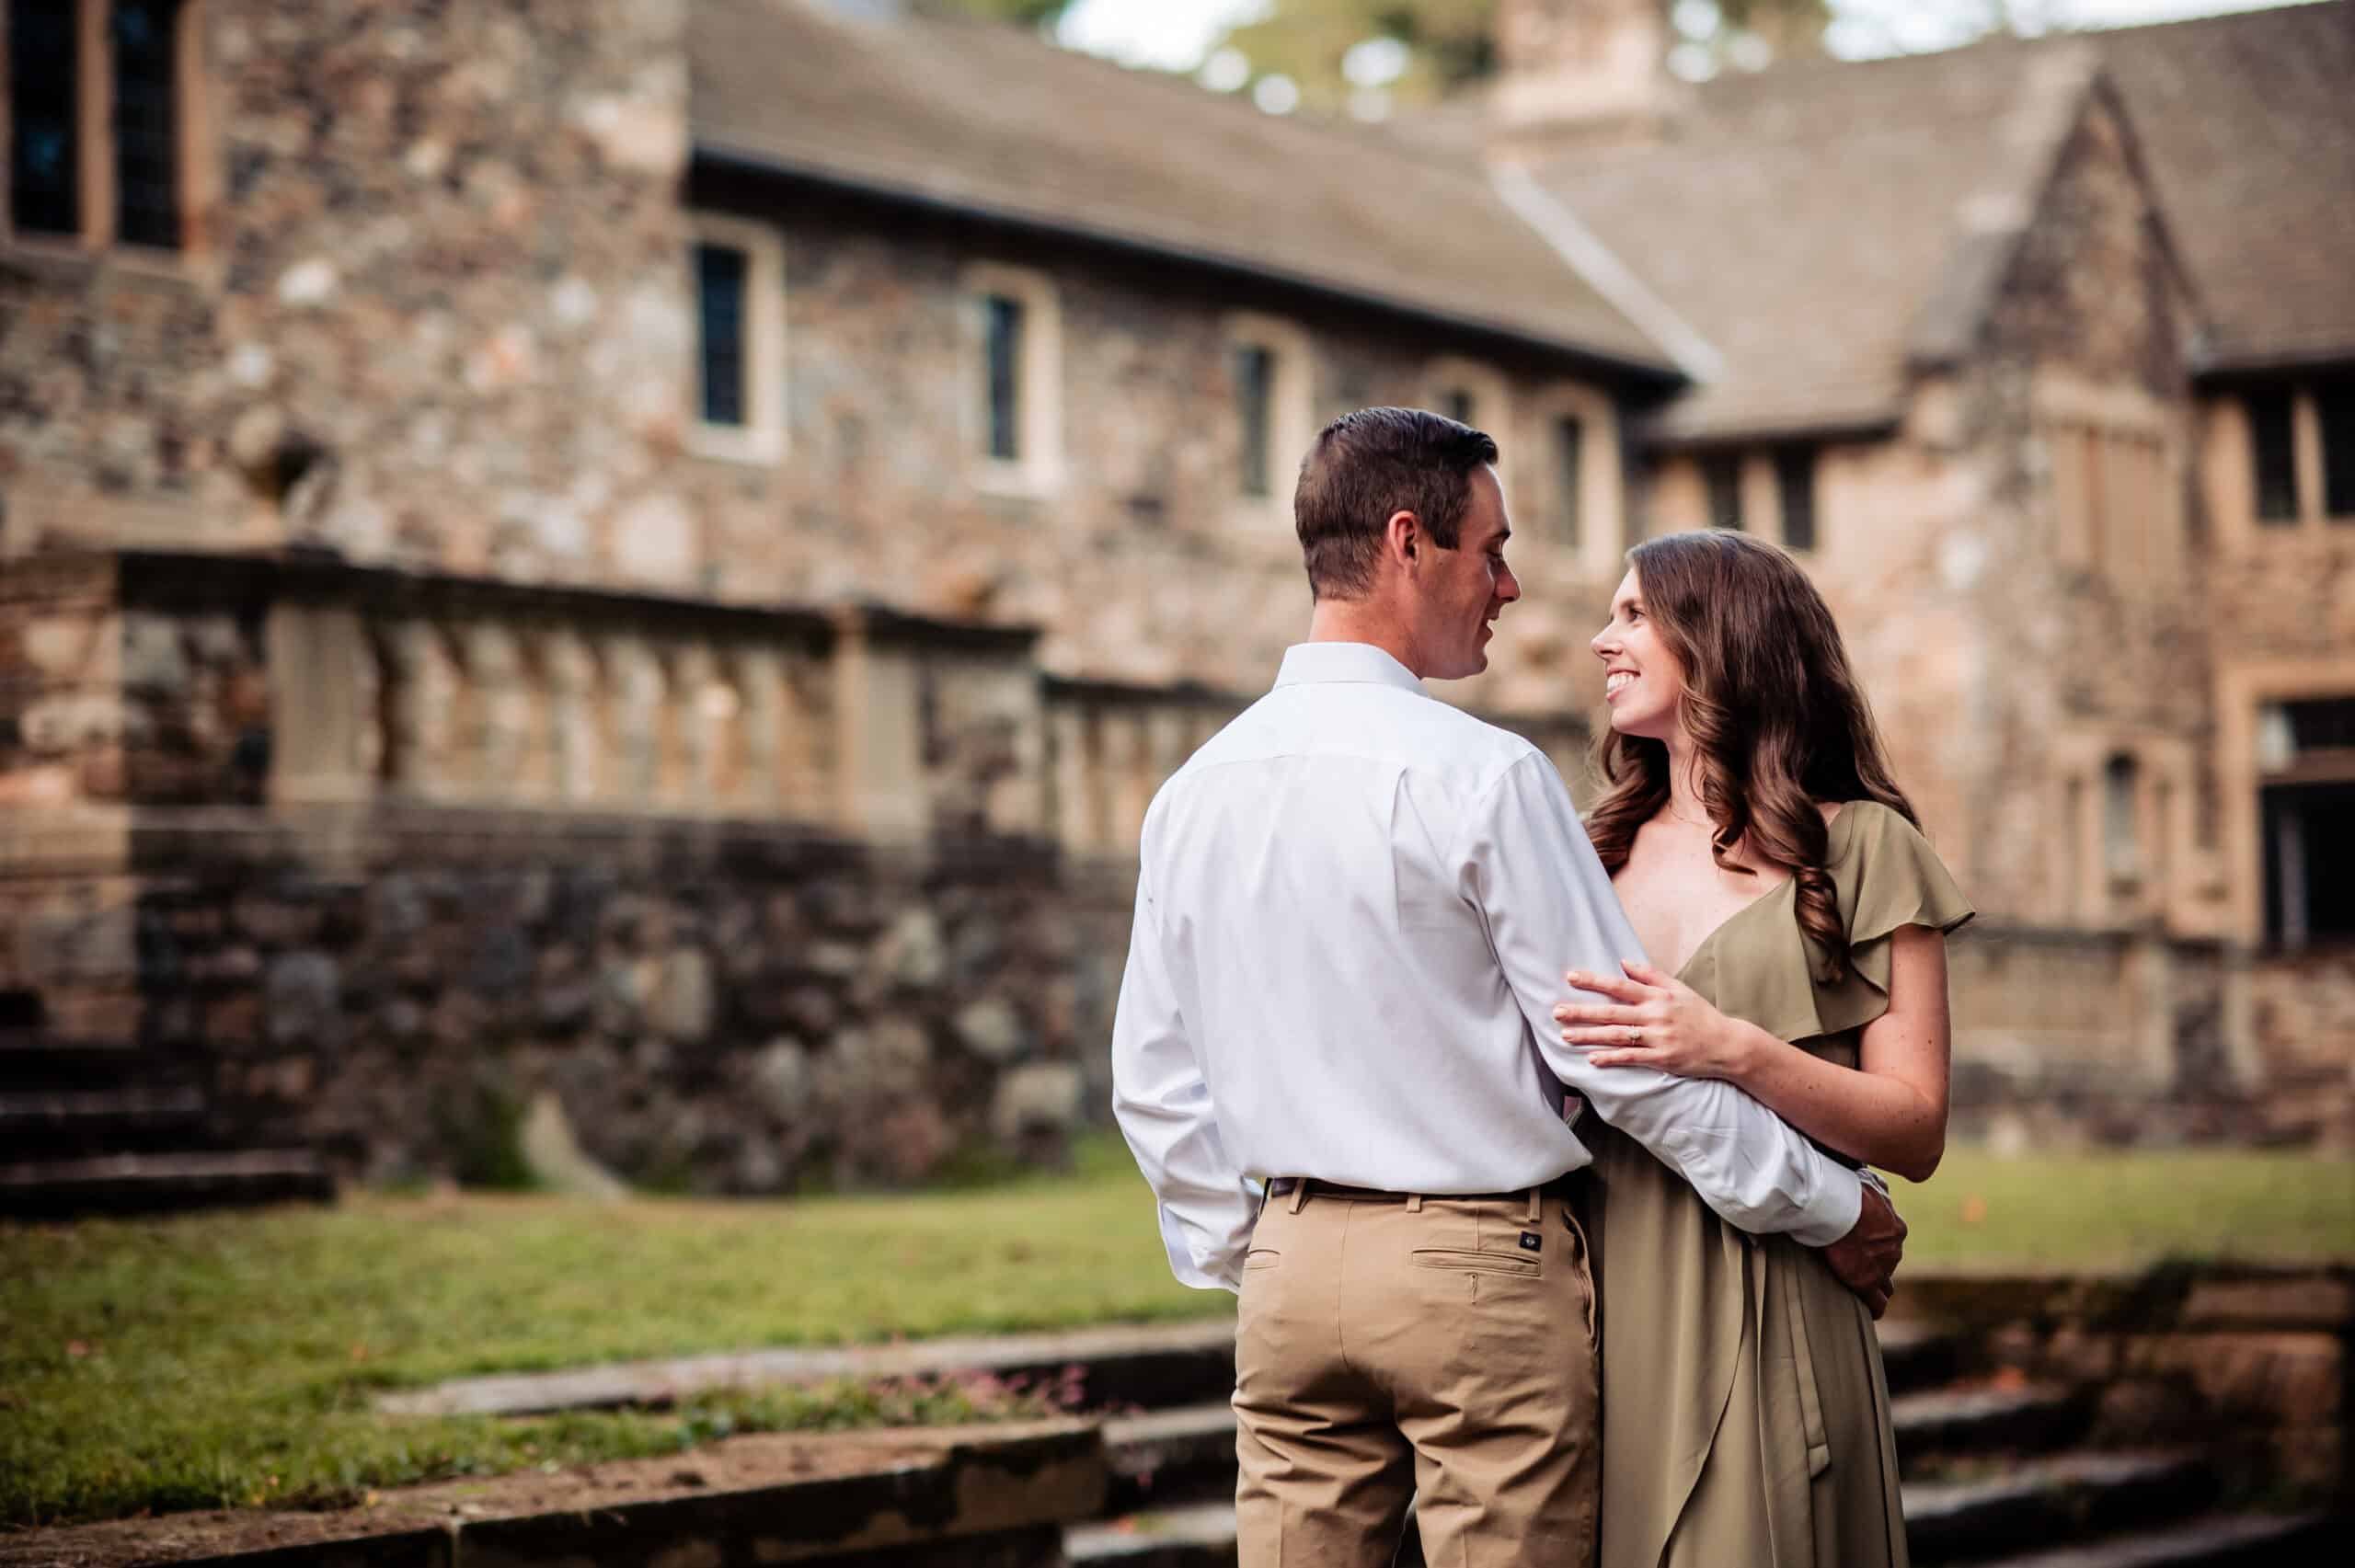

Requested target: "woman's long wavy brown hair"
[{"left": 1586, "top": 531, "right": 1914, "bottom": 981}]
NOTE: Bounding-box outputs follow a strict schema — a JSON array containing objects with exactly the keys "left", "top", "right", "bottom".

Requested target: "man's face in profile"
[{"left": 1417, "top": 464, "right": 1521, "bottom": 681}]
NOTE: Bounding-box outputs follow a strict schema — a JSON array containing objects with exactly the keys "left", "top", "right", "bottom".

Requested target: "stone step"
[
  {"left": 0, "top": 1034, "right": 190, "bottom": 1082},
  {"left": 0, "top": 1150, "right": 333, "bottom": 1220},
  {"left": 1066, "top": 1500, "right": 1240, "bottom": 1566},
  {"left": 1904, "top": 1449, "right": 2215, "bottom": 1563},
  {"left": 1962, "top": 1510, "right": 2336, "bottom": 1567},
  {"left": 380, "top": 1317, "right": 1242, "bottom": 1419},
  {"left": 0, "top": 1085, "right": 210, "bottom": 1156},
  {"left": 1893, "top": 1380, "right": 2086, "bottom": 1463},
  {"left": 1104, "top": 1402, "right": 1239, "bottom": 1515},
  {"left": 1099, "top": 1379, "right": 2091, "bottom": 1517},
  {"left": 1881, "top": 1318, "right": 1970, "bottom": 1396},
  {"left": 1073, "top": 1502, "right": 2334, "bottom": 1568}
]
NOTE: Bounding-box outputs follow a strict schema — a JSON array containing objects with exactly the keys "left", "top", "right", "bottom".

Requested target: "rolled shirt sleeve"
[
  {"left": 1469, "top": 755, "right": 1863, "bottom": 1248},
  {"left": 1109, "top": 863, "right": 1259, "bottom": 1291}
]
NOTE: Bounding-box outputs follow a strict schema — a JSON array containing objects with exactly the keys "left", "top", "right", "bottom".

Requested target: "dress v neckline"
[{"left": 1663, "top": 804, "right": 1858, "bottom": 982}]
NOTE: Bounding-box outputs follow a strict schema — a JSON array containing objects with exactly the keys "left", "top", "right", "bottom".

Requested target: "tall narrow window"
[
  {"left": 2262, "top": 698, "right": 2355, "bottom": 948},
  {"left": 2320, "top": 378, "right": 2355, "bottom": 521},
  {"left": 1703, "top": 452, "right": 1742, "bottom": 531},
  {"left": 1442, "top": 388, "right": 1476, "bottom": 428},
  {"left": 1235, "top": 343, "right": 1274, "bottom": 498},
  {"left": 110, "top": 0, "right": 183, "bottom": 249},
  {"left": 983, "top": 292, "right": 1025, "bottom": 462},
  {"left": 2061, "top": 777, "right": 2085, "bottom": 920},
  {"left": 1551, "top": 416, "right": 1583, "bottom": 549},
  {"left": 2102, "top": 752, "right": 2139, "bottom": 883},
  {"left": 2247, "top": 388, "right": 2298, "bottom": 522},
  {"left": 2080, "top": 427, "right": 2107, "bottom": 566},
  {"left": 695, "top": 241, "right": 750, "bottom": 428},
  {"left": 1775, "top": 446, "right": 1817, "bottom": 551},
  {"left": 8, "top": 0, "right": 82, "bottom": 237}
]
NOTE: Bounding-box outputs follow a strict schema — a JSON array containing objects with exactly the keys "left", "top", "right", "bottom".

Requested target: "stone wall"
[
  {"left": 1894, "top": 1267, "right": 2355, "bottom": 1500},
  {"left": 2246, "top": 946, "right": 2355, "bottom": 1147},
  {"left": 680, "top": 166, "right": 1636, "bottom": 716},
  {"left": 37, "top": 810, "right": 1131, "bottom": 1193},
  {"left": 3, "top": 0, "right": 696, "bottom": 589},
  {"left": 1939, "top": 923, "right": 2338, "bottom": 1150},
  {"left": 1948, "top": 85, "right": 2211, "bottom": 931}
]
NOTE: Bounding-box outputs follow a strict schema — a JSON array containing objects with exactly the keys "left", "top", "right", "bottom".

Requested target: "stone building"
[{"left": 1, "top": 0, "right": 2349, "bottom": 1203}]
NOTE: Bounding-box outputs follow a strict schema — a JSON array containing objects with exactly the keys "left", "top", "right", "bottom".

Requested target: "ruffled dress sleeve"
[
  {"left": 1681, "top": 800, "right": 1974, "bottom": 1047},
  {"left": 1805, "top": 800, "right": 1974, "bottom": 1038}
]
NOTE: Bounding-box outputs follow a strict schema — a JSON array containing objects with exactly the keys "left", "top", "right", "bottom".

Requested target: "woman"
[{"left": 1553, "top": 530, "right": 1971, "bottom": 1568}]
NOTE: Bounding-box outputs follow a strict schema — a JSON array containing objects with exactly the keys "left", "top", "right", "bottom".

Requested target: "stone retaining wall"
[
  {"left": 1890, "top": 1267, "right": 2355, "bottom": 1500},
  {"left": 2, "top": 807, "right": 1135, "bottom": 1194}
]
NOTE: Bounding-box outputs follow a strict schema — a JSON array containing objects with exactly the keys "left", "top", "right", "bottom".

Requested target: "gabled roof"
[
  {"left": 2094, "top": 2, "right": 2355, "bottom": 374},
  {"left": 1526, "top": 40, "right": 2118, "bottom": 442},
  {"left": 1528, "top": 1, "right": 2355, "bottom": 441},
  {"left": 688, "top": 0, "right": 1677, "bottom": 377}
]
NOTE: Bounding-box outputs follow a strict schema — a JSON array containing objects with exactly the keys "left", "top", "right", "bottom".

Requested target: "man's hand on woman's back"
[{"left": 1819, "top": 1183, "right": 1905, "bottom": 1318}]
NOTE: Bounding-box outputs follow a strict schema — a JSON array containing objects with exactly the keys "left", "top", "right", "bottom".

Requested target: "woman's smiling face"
[{"left": 1591, "top": 568, "right": 1687, "bottom": 742}]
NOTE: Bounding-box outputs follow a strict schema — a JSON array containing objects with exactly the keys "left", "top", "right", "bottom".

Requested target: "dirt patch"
[{"left": 0, "top": 1422, "right": 1080, "bottom": 1567}]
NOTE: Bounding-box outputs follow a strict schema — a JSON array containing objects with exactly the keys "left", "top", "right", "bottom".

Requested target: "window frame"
[
  {"left": 1423, "top": 356, "right": 1514, "bottom": 506},
  {"left": 1223, "top": 312, "right": 1315, "bottom": 515},
  {"left": 1701, "top": 450, "right": 1743, "bottom": 532},
  {"left": 962, "top": 260, "right": 1064, "bottom": 498},
  {"left": 685, "top": 211, "right": 787, "bottom": 466},
  {"left": 2318, "top": 376, "right": 2355, "bottom": 522},
  {"left": 2246, "top": 386, "right": 2299, "bottom": 525},
  {"left": 1526, "top": 380, "right": 1621, "bottom": 574},
  {"left": 0, "top": 0, "right": 214, "bottom": 261},
  {"left": 1773, "top": 444, "right": 1818, "bottom": 553}
]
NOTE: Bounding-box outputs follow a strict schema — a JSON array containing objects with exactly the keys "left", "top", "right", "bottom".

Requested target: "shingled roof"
[
  {"left": 687, "top": 0, "right": 1676, "bottom": 378},
  {"left": 2096, "top": 3, "right": 2355, "bottom": 373},
  {"left": 1526, "top": 1, "right": 2355, "bottom": 442}
]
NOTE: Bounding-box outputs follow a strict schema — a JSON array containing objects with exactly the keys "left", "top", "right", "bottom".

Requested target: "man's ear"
[{"left": 1384, "top": 509, "right": 1421, "bottom": 572}]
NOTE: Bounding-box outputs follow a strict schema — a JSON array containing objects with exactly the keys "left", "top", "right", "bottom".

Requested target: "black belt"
[{"left": 1266, "top": 1174, "right": 1579, "bottom": 1204}]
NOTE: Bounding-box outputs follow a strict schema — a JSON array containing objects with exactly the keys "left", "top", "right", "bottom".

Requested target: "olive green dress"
[{"left": 1588, "top": 802, "right": 1973, "bottom": 1568}]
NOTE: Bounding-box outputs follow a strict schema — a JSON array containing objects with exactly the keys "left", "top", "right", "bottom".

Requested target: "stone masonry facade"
[{"left": 2, "top": 0, "right": 2349, "bottom": 1190}]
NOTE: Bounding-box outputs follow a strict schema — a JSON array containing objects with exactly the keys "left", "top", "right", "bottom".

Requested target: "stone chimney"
[{"left": 1490, "top": 0, "right": 1681, "bottom": 159}]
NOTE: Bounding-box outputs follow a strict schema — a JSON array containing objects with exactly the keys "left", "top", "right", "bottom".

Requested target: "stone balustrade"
[
  {"left": 1, "top": 550, "right": 1047, "bottom": 845},
  {"left": 1043, "top": 678, "right": 1247, "bottom": 859}
]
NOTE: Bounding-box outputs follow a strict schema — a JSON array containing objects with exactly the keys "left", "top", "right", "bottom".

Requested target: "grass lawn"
[{"left": 3, "top": 1138, "right": 2349, "bottom": 1528}]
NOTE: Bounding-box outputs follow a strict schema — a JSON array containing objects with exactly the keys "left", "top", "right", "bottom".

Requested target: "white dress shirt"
[{"left": 1110, "top": 641, "right": 1864, "bottom": 1291}]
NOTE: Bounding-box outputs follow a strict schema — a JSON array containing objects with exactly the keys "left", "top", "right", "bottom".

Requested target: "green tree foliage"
[
  {"left": 915, "top": 0, "right": 1074, "bottom": 27},
  {"left": 1208, "top": 1, "right": 1833, "bottom": 118},
  {"left": 1218, "top": 0, "right": 1502, "bottom": 116}
]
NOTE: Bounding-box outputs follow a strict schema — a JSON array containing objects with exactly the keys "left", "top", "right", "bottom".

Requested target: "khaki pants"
[{"left": 1234, "top": 1180, "right": 1601, "bottom": 1568}]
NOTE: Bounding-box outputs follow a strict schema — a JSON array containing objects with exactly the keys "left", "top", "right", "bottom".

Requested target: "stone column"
[
  {"left": 830, "top": 609, "right": 927, "bottom": 839},
  {"left": 1144, "top": 706, "right": 1192, "bottom": 799},
  {"left": 1102, "top": 708, "right": 1152, "bottom": 854},
  {"left": 607, "top": 634, "right": 665, "bottom": 805},
  {"left": 464, "top": 623, "right": 531, "bottom": 803},
  {"left": 782, "top": 652, "right": 831, "bottom": 819},
  {"left": 1049, "top": 702, "right": 1097, "bottom": 855},
  {"left": 266, "top": 604, "right": 374, "bottom": 804},
  {"left": 672, "top": 643, "right": 727, "bottom": 812},
  {"left": 731, "top": 646, "right": 789, "bottom": 816},
  {"left": 545, "top": 631, "right": 602, "bottom": 804},
  {"left": 378, "top": 621, "right": 462, "bottom": 798}
]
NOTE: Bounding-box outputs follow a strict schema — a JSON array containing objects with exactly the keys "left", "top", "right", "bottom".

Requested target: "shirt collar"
[{"left": 1272, "top": 642, "right": 1427, "bottom": 694}]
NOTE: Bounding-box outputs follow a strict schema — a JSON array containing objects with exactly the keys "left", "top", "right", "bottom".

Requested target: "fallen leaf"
[{"left": 1959, "top": 1195, "right": 1988, "bottom": 1226}]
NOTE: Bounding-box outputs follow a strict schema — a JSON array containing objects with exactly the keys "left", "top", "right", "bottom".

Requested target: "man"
[{"left": 1110, "top": 408, "right": 1903, "bottom": 1567}]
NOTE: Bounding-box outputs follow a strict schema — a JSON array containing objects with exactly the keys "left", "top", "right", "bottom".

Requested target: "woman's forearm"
[{"left": 1724, "top": 1019, "right": 1946, "bottom": 1182}]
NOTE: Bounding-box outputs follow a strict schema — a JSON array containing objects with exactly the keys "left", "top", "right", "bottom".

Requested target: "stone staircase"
[
  {"left": 0, "top": 1001, "right": 331, "bottom": 1219},
  {"left": 1058, "top": 1315, "right": 2339, "bottom": 1567}
]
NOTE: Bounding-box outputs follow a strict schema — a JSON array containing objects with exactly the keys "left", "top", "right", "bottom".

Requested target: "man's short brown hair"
[{"left": 1292, "top": 406, "right": 1499, "bottom": 601}]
